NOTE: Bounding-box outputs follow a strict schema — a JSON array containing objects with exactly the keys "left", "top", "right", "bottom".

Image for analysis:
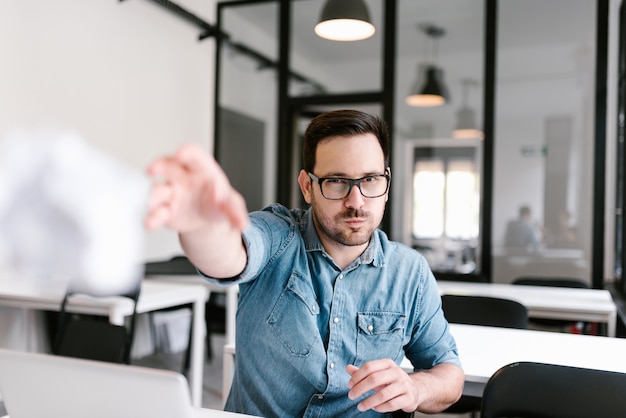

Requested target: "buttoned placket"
[{"left": 324, "top": 271, "right": 347, "bottom": 395}]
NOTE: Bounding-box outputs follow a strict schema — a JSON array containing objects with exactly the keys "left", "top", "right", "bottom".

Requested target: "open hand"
[{"left": 144, "top": 143, "right": 248, "bottom": 233}]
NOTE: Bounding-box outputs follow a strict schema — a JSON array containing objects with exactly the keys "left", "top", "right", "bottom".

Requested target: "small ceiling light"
[
  {"left": 314, "top": 0, "right": 375, "bottom": 42},
  {"left": 406, "top": 24, "right": 450, "bottom": 107},
  {"left": 453, "top": 79, "right": 484, "bottom": 140}
]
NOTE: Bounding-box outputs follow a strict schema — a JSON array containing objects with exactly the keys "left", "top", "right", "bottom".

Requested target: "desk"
[
  {"left": 438, "top": 280, "right": 617, "bottom": 337},
  {"left": 2, "top": 410, "right": 254, "bottom": 418},
  {"left": 0, "top": 277, "right": 209, "bottom": 407},
  {"left": 402, "top": 323, "right": 626, "bottom": 397},
  {"left": 193, "top": 409, "right": 256, "bottom": 417},
  {"left": 146, "top": 275, "right": 239, "bottom": 345},
  {"left": 223, "top": 324, "right": 626, "bottom": 401},
  {"left": 0, "top": 408, "right": 252, "bottom": 418}
]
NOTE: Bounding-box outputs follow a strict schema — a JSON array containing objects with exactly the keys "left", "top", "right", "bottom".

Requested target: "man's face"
[{"left": 298, "top": 133, "right": 389, "bottom": 250}]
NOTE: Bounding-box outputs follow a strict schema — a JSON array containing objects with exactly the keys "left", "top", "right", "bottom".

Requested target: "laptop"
[{"left": 0, "top": 348, "right": 196, "bottom": 418}]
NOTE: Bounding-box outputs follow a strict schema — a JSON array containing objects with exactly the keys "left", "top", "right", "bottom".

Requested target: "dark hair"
[
  {"left": 520, "top": 206, "right": 531, "bottom": 217},
  {"left": 302, "top": 109, "right": 390, "bottom": 173}
]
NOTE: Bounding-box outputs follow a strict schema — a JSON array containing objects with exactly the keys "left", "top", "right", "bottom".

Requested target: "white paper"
[{"left": 0, "top": 128, "right": 148, "bottom": 296}]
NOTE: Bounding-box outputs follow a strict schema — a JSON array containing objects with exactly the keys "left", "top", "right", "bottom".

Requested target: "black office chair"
[
  {"left": 481, "top": 361, "right": 626, "bottom": 418},
  {"left": 440, "top": 294, "right": 529, "bottom": 417},
  {"left": 441, "top": 294, "right": 529, "bottom": 329},
  {"left": 52, "top": 284, "right": 141, "bottom": 364},
  {"left": 512, "top": 276, "right": 591, "bottom": 333}
]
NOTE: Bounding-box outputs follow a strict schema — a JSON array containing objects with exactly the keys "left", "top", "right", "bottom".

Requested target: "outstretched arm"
[{"left": 145, "top": 144, "right": 249, "bottom": 278}]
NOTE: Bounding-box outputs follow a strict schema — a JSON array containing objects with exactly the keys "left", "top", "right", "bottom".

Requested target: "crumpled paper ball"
[{"left": 0, "top": 128, "right": 148, "bottom": 297}]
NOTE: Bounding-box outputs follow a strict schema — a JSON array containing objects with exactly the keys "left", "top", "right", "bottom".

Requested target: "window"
[{"left": 405, "top": 140, "right": 481, "bottom": 273}]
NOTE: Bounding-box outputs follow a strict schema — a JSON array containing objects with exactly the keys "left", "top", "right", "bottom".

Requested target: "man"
[
  {"left": 504, "top": 205, "right": 541, "bottom": 251},
  {"left": 145, "top": 110, "right": 464, "bottom": 417}
]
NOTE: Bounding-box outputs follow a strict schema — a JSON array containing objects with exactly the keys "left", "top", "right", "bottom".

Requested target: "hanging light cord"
[{"left": 422, "top": 25, "right": 445, "bottom": 65}]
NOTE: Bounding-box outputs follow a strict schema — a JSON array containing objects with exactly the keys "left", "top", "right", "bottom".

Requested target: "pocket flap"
[{"left": 357, "top": 312, "right": 406, "bottom": 335}]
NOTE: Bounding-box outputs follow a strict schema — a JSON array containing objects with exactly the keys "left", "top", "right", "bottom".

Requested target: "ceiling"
[
  {"left": 219, "top": 0, "right": 593, "bottom": 62},
  {"left": 217, "top": 0, "right": 598, "bottom": 134}
]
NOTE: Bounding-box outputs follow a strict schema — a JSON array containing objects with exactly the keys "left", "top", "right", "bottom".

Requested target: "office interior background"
[{"left": 2, "top": 1, "right": 626, "bottom": 310}]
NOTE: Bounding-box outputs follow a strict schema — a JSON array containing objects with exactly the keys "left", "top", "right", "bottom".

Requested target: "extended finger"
[
  {"left": 356, "top": 382, "right": 404, "bottom": 413},
  {"left": 348, "top": 359, "right": 392, "bottom": 389},
  {"left": 144, "top": 205, "right": 172, "bottom": 230},
  {"left": 148, "top": 182, "right": 175, "bottom": 211},
  {"left": 146, "top": 155, "right": 190, "bottom": 185},
  {"left": 175, "top": 144, "right": 221, "bottom": 178},
  {"left": 348, "top": 362, "right": 398, "bottom": 401}
]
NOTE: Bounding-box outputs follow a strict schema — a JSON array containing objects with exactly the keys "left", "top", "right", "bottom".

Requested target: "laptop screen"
[{"left": 0, "top": 349, "right": 195, "bottom": 418}]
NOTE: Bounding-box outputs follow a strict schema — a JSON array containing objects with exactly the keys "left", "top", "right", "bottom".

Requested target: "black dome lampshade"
[
  {"left": 453, "top": 107, "right": 484, "bottom": 139},
  {"left": 406, "top": 64, "right": 450, "bottom": 107},
  {"left": 314, "top": 0, "right": 375, "bottom": 42},
  {"left": 406, "top": 24, "right": 450, "bottom": 107},
  {"left": 453, "top": 79, "right": 484, "bottom": 139}
]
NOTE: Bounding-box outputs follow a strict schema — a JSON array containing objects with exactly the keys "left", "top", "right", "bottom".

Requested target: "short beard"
[{"left": 312, "top": 205, "right": 374, "bottom": 247}]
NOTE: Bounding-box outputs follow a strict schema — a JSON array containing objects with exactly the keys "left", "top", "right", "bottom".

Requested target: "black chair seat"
[{"left": 481, "top": 362, "right": 626, "bottom": 418}]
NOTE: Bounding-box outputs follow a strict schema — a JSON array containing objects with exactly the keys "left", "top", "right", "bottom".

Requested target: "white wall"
[{"left": 0, "top": 0, "right": 217, "bottom": 261}]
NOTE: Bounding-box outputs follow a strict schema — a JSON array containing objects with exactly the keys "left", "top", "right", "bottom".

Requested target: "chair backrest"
[
  {"left": 441, "top": 294, "right": 528, "bottom": 329},
  {"left": 52, "top": 285, "right": 141, "bottom": 364},
  {"left": 512, "top": 276, "right": 589, "bottom": 289},
  {"left": 481, "top": 362, "right": 626, "bottom": 418},
  {"left": 144, "top": 255, "right": 198, "bottom": 275}
]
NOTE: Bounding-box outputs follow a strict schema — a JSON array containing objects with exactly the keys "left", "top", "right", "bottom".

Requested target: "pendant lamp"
[
  {"left": 406, "top": 24, "right": 450, "bottom": 107},
  {"left": 453, "top": 79, "right": 484, "bottom": 139},
  {"left": 315, "top": 0, "right": 375, "bottom": 42}
]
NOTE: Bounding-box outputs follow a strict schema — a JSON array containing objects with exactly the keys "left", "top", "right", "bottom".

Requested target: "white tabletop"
[
  {"left": 193, "top": 409, "right": 257, "bottom": 417},
  {"left": 437, "top": 280, "right": 617, "bottom": 336},
  {"left": 0, "top": 276, "right": 209, "bottom": 407},
  {"left": 1, "top": 410, "right": 256, "bottom": 418},
  {"left": 402, "top": 323, "right": 626, "bottom": 396},
  {"left": 0, "top": 276, "right": 209, "bottom": 325}
]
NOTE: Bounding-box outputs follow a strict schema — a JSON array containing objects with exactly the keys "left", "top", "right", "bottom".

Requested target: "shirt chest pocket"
[
  {"left": 356, "top": 312, "right": 406, "bottom": 365},
  {"left": 267, "top": 272, "right": 320, "bottom": 356}
]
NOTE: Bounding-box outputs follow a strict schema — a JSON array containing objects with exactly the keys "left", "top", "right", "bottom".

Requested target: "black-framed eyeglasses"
[{"left": 308, "top": 171, "right": 391, "bottom": 200}]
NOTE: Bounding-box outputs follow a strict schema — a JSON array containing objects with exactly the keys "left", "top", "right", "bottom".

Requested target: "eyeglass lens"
[{"left": 321, "top": 175, "right": 388, "bottom": 199}]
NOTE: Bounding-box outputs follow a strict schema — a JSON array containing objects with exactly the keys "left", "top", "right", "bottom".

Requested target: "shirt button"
[
  {"left": 367, "top": 324, "right": 374, "bottom": 331},
  {"left": 333, "top": 317, "right": 339, "bottom": 323},
  {"left": 317, "top": 395, "right": 323, "bottom": 400},
  {"left": 330, "top": 362, "right": 335, "bottom": 369},
  {"left": 338, "top": 274, "right": 343, "bottom": 280}
]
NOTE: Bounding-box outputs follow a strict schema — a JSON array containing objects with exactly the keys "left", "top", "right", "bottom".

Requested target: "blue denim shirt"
[{"left": 205, "top": 204, "right": 460, "bottom": 418}]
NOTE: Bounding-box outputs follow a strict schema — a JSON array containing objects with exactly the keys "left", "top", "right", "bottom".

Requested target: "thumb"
[{"left": 346, "top": 364, "right": 359, "bottom": 376}]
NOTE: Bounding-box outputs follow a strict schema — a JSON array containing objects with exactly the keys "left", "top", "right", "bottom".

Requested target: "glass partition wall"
[
  {"left": 215, "top": 0, "right": 609, "bottom": 287},
  {"left": 393, "top": 0, "right": 485, "bottom": 277},
  {"left": 492, "top": 0, "right": 598, "bottom": 285},
  {"left": 215, "top": 1, "right": 279, "bottom": 212}
]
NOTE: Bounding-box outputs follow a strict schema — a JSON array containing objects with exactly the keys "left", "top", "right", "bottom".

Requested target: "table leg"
[
  {"left": 608, "top": 313, "right": 616, "bottom": 337},
  {"left": 225, "top": 286, "right": 237, "bottom": 345},
  {"left": 189, "top": 297, "right": 206, "bottom": 407},
  {"left": 222, "top": 344, "right": 236, "bottom": 409}
]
